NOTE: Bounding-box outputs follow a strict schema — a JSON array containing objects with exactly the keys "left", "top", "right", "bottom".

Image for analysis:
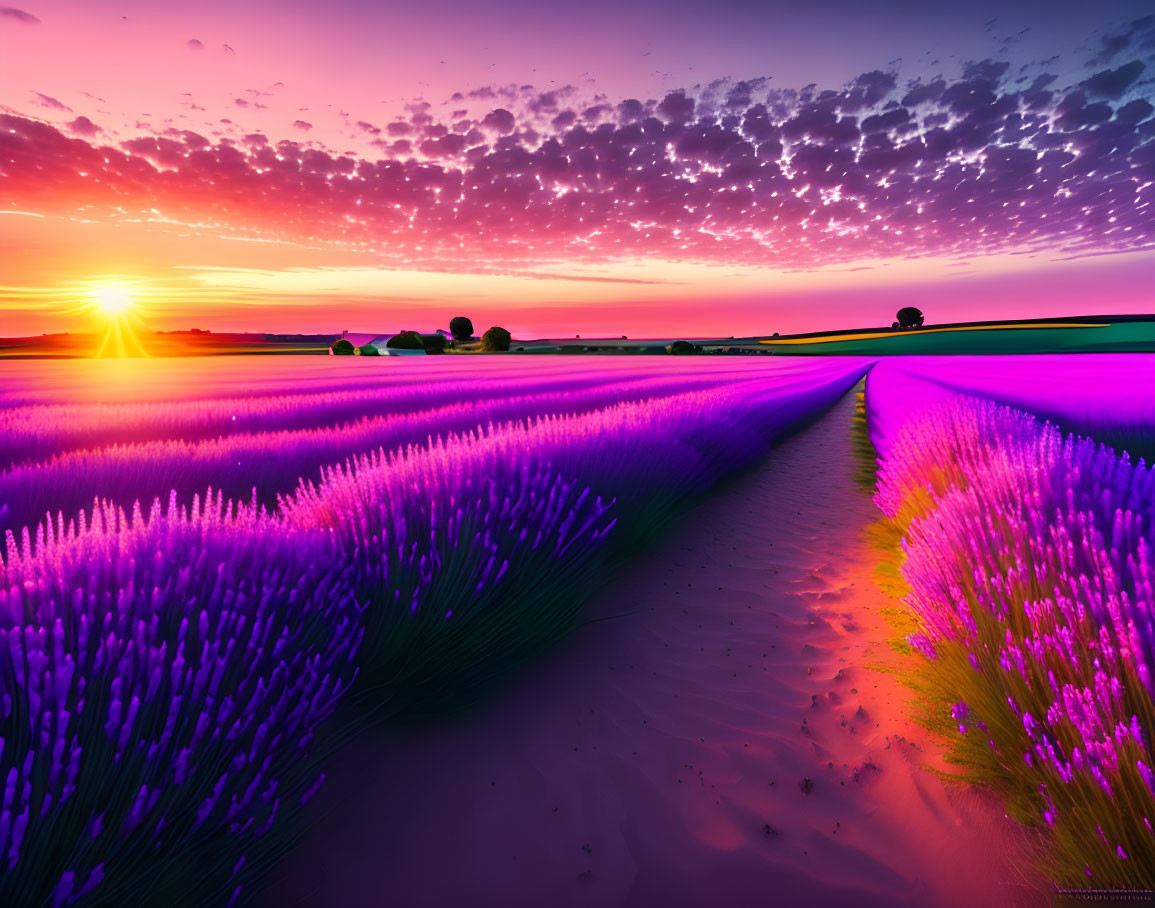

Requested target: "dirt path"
[{"left": 260, "top": 389, "right": 1043, "bottom": 908}]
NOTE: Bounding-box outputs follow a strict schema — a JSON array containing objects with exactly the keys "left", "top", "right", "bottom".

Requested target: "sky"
[{"left": 1, "top": 0, "right": 1154, "bottom": 338}]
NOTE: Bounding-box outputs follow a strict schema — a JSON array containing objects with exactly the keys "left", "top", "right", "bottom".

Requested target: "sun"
[
  {"left": 76, "top": 280, "right": 149, "bottom": 357},
  {"left": 91, "top": 285, "right": 135, "bottom": 316}
]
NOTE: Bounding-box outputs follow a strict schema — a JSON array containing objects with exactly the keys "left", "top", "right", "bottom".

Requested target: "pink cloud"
[
  {"left": 0, "top": 7, "right": 39, "bottom": 24},
  {"left": 67, "top": 115, "right": 101, "bottom": 136},
  {"left": 32, "top": 91, "right": 71, "bottom": 111}
]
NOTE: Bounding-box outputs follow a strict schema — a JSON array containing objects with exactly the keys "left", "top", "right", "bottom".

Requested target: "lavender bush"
[
  {"left": 874, "top": 395, "right": 1155, "bottom": 889},
  {"left": 0, "top": 494, "right": 362, "bottom": 906}
]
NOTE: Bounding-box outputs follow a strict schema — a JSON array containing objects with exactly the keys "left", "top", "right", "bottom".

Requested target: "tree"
[
  {"left": 481, "top": 326, "right": 511, "bottom": 352},
  {"left": 355, "top": 343, "right": 380, "bottom": 356},
  {"left": 896, "top": 307, "right": 924, "bottom": 328},
  {"left": 330, "top": 338, "right": 355, "bottom": 355},
  {"left": 668, "top": 340, "right": 696, "bottom": 354},
  {"left": 386, "top": 331, "right": 425, "bottom": 350},
  {"left": 449, "top": 316, "right": 474, "bottom": 342}
]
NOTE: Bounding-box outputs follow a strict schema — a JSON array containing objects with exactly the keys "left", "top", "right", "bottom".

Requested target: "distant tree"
[
  {"left": 330, "top": 338, "right": 355, "bottom": 355},
  {"left": 668, "top": 340, "right": 696, "bottom": 354},
  {"left": 896, "top": 307, "right": 924, "bottom": 328},
  {"left": 449, "top": 316, "right": 474, "bottom": 342},
  {"left": 481, "top": 326, "right": 512, "bottom": 352},
  {"left": 355, "top": 343, "right": 380, "bottom": 356},
  {"left": 386, "top": 331, "right": 425, "bottom": 350}
]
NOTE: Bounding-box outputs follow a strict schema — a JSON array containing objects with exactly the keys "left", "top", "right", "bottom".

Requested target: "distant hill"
[
  {"left": 4, "top": 315, "right": 1154, "bottom": 358},
  {"left": 748, "top": 315, "right": 1155, "bottom": 355}
]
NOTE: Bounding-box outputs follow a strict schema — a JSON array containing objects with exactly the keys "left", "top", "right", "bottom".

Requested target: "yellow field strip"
[{"left": 759, "top": 323, "right": 1111, "bottom": 345}]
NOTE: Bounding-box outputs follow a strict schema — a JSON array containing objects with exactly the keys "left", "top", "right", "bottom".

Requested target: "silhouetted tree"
[
  {"left": 896, "top": 307, "right": 924, "bottom": 328},
  {"left": 449, "top": 316, "right": 474, "bottom": 342},
  {"left": 481, "top": 326, "right": 512, "bottom": 352},
  {"left": 330, "top": 338, "right": 355, "bottom": 355},
  {"left": 668, "top": 340, "right": 695, "bottom": 354},
  {"left": 386, "top": 331, "right": 425, "bottom": 350}
]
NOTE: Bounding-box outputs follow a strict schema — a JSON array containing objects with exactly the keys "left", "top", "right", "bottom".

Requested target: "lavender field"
[
  {"left": 0, "top": 356, "right": 871, "bottom": 905},
  {"left": 868, "top": 359, "right": 1155, "bottom": 893}
]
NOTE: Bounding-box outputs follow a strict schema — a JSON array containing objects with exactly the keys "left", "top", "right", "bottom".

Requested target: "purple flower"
[{"left": 1139, "top": 761, "right": 1155, "bottom": 797}]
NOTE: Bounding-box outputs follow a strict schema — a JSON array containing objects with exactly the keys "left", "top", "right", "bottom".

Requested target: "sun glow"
[
  {"left": 91, "top": 284, "right": 135, "bottom": 316},
  {"left": 77, "top": 280, "right": 150, "bottom": 358}
]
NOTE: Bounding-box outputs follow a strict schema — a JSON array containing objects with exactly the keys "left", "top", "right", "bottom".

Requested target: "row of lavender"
[
  {"left": 0, "top": 358, "right": 870, "bottom": 905},
  {"left": 867, "top": 360, "right": 1155, "bottom": 890},
  {"left": 867, "top": 354, "right": 1155, "bottom": 464},
  {"left": 0, "top": 357, "right": 833, "bottom": 535}
]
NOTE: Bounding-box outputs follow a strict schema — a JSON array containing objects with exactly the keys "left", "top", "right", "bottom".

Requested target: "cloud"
[
  {"left": 3, "top": 49, "right": 1154, "bottom": 274},
  {"left": 31, "top": 92, "right": 71, "bottom": 111},
  {"left": 1091, "top": 16, "right": 1155, "bottom": 65},
  {"left": 0, "top": 7, "right": 39, "bottom": 24},
  {"left": 1082, "top": 61, "right": 1146, "bottom": 99},
  {"left": 66, "top": 116, "right": 101, "bottom": 136},
  {"left": 480, "top": 108, "right": 515, "bottom": 134}
]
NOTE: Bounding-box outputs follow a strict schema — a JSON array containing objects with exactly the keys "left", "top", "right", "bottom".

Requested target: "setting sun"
[{"left": 91, "top": 285, "right": 134, "bottom": 316}]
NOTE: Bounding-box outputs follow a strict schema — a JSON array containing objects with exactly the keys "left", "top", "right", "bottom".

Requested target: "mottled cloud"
[{"left": 4, "top": 42, "right": 1155, "bottom": 272}]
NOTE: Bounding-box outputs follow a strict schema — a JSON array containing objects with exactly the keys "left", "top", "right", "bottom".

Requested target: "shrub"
[
  {"left": 329, "top": 338, "right": 355, "bottom": 355},
  {"left": 449, "top": 317, "right": 473, "bottom": 342},
  {"left": 356, "top": 343, "right": 380, "bottom": 356},
  {"left": 420, "top": 334, "right": 447, "bottom": 354},
  {"left": 480, "top": 327, "right": 511, "bottom": 352},
  {"left": 385, "top": 332, "right": 424, "bottom": 350}
]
